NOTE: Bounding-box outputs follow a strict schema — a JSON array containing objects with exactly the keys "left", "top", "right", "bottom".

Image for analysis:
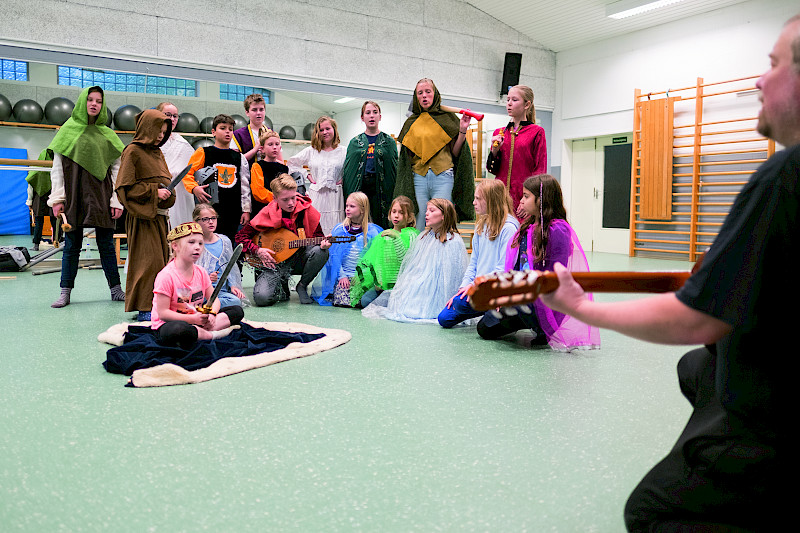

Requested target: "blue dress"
[
  {"left": 362, "top": 229, "right": 469, "bottom": 323},
  {"left": 314, "top": 222, "right": 382, "bottom": 305}
]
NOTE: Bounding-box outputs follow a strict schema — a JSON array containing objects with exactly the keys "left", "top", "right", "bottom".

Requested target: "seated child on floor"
[
  {"left": 193, "top": 203, "right": 247, "bottom": 308},
  {"left": 235, "top": 174, "right": 330, "bottom": 306},
  {"left": 476, "top": 174, "right": 599, "bottom": 351},
  {"left": 349, "top": 195, "right": 420, "bottom": 308},
  {"left": 151, "top": 222, "right": 244, "bottom": 349},
  {"left": 314, "top": 192, "right": 382, "bottom": 306},
  {"left": 438, "top": 179, "right": 519, "bottom": 328},
  {"left": 362, "top": 198, "right": 468, "bottom": 323}
]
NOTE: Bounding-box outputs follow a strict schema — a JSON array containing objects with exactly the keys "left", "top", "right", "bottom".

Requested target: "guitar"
[
  {"left": 248, "top": 227, "right": 356, "bottom": 266},
  {"left": 467, "top": 269, "right": 693, "bottom": 312}
]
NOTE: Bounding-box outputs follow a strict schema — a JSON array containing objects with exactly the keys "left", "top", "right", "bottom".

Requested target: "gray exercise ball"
[
  {"left": 176, "top": 112, "right": 200, "bottom": 133},
  {"left": 0, "top": 94, "right": 12, "bottom": 121},
  {"left": 13, "top": 99, "right": 44, "bottom": 124},
  {"left": 264, "top": 116, "right": 274, "bottom": 130},
  {"left": 279, "top": 125, "right": 296, "bottom": 140},
  {"left": 192, "top": 137, "right": 215, "bottom": 150},
  {"left": 302, "top": 123, "right": 314, "bottom": 141},
  {"left": 44, "top": 97, "right": 75, "bottom": 126},
  {"left": 200, "top": 116, "right": 214, "bottom": 134},
  {"left": 105, "top": 107, "right": 113, "bottom": 127},
  {"left": 113, "top": 104, "right": 141, "bottom": 131},
  {"left": 231, "top": 114, "right": 247, "bottom": 130}
]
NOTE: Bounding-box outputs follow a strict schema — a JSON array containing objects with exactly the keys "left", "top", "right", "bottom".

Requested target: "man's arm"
[{"left": 540, "top": 263, "right": 731, "bottom": 345}]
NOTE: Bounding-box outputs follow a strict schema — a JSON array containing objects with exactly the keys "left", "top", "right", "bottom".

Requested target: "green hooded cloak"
[
  {"left": 47, "top": 86, "right": 124, "bottom": 181},
  {"left": 25, "top": 148, "right": 54, "bottom": 197}
]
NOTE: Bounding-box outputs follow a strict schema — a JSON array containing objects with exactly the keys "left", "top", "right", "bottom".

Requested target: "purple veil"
[{"left": 504, "top": 219, "right": 601, "bottom": 352}]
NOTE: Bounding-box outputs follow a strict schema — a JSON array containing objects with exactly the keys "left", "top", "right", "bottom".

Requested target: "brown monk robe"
[{"left": 116, "top": 109, "right": 176, "bottom": 314}]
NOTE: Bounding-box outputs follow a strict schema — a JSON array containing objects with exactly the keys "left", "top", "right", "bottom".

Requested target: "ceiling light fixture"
[
  {"left": 606, "top": 0, "right": 687, "bottom": 20},
  {"left": 334, "top": 97, "right": 355, "bottom": 104}
]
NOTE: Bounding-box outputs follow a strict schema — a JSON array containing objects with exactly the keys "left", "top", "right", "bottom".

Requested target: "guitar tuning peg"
[{"left": 490, "top": 310, "right": 503, "bottom": 320}]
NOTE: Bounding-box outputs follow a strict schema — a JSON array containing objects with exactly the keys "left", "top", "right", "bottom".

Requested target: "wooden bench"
[{"left": 113, "top": 233, "right": 126, "bottom": 266}]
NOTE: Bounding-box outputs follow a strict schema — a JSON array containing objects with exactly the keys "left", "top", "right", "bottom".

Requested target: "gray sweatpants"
[{"left": 253, "top": 245, "right": 328, "bottom": 306}]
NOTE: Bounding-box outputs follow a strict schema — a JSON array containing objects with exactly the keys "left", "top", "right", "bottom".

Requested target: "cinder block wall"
[{"left": 0, "top": 0, "right": 555, "bottom": 108}]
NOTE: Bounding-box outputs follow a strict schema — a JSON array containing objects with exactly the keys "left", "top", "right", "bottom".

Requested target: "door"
[{"left": 570, "top": 135, "right": 631, "bottom": 254}]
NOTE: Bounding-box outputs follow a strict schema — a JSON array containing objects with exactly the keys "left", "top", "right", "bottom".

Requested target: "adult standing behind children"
[
  {"left": 235, "top": 174, "right": 330, "bottom": 306},
  {"left": 342, "top": 101, "right": 398, "bottom": 226},
  {"left": 486, "top": 85, "right": 547, "bottom": 217},
  {"left": 47, "top": 86, "right": 125, "bottom": 308},
  {"left": 116, "top": 109, "right": 175, "bottom": 322},
  {"left": 394, "top": 78, "right": 475, "bottom": 230},
  {"left": 540, "top": 16, "right": 800, "bottom": 530},
  {"left": 182, "top": 114, "right": 251, "bottom": 245},
  {"left": 25, "top": 148, "right": 55, "bottom": 251},
  {"left": 232, "top": 93, "right": 273, "bottom": 169},
  {"left": 288, "top": 116, "right": 345, "bottom": 235},
  {"left": 157, "top": 102, "right": 195, "bottom": 227}
]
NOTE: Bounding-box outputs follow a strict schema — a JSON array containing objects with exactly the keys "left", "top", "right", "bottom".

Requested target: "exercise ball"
[
  {"left": 264, "top": 116, "right": 274, "bottom": 130},
  {"left": 192, "top": 137, "right": 215, "bottom": 150},
  {"left": 105, "top": 108, "right": 113, "bottom": 127},
  {"left": 231, "top": 114, "right": 247, "bottom": 130},
  {"left": 200, "top": 116, "right": 214, "bottom": 134},
  {"left": 176, "top": 112, "right": 200, "bottom": 133},
  {"left": 13, "top": 99, "right": 44, "bottom": 124},
  {"left": 0, "top": 94, "right": 12, "bottom": 121},
  {"left": 113, "top": 104, "right": 141, "bottom": 131},
  {"left": 302, "top": 123, "right": 314, "bottom": 141},
  {"left": 279, "top": 125, "right": 296, "bottom": 140},
  {"left": 44, "top": 97, "right": 75, "bottom": 126}
]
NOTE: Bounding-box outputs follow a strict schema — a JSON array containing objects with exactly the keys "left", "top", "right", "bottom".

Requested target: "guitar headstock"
[{"left": 467, "top": 270, "right": 552, "bottom": 312}]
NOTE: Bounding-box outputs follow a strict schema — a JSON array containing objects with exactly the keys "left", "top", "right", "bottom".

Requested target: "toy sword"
[
  {"left": 197, "top": 244, "right": 243, "bottom": 314},
  {"left": 162, "top": 164, "right": 192, "bottom": 192}
]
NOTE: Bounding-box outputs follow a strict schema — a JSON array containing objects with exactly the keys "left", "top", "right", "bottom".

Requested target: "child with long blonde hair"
[
  {"left": 314, "top": 191, "right": 382, "bottom": 306},
  {"left": 363, "top": 198, "right": 468, "bottom": 322},
  {"left": 350, "top": 195, "right": 420, "bottom": 307},
  {"left": 486, "top": 85, "right": 547, "bottom": 217},
  {"left": 193, "top": 203, "right": 247, "bottom": 308},
  {"left": 438, "top": 179, "right": 519, "bottom": 327}
]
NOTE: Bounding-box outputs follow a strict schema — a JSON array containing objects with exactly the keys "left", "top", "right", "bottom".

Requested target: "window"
[
  {"left": 220, "top": 84, "right": 272, "bottom": 103},
  {"left": 1, "top": 59, "right": 28, "bottom": 81},
  {"left": 57, "top": 66, "right": 197, "bottom": 97}
]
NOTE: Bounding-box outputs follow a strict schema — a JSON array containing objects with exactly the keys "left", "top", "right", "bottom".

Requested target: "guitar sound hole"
[{"left": 273, "top": 239, "right": 285, "bottom": 253}]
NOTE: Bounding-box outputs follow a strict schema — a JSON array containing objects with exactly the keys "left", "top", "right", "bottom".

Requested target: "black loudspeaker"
[{"left": 501, "top": 53, "right": 522, "bottom": 95}]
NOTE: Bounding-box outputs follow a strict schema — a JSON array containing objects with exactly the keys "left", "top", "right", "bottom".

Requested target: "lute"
[{"left": 248, "top": 227, "right": 356, "bottom": 266}]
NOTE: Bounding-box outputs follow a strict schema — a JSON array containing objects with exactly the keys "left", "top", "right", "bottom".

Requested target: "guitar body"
[
  {"left": 252, "top": 228, "right": 301, "bottom": 263},
  {"left": 249, "top": 228, "right": 358, "bottom": 266}
]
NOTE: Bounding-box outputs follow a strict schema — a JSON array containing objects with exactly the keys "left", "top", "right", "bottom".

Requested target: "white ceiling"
[{"left": 464, "top": 0, "right": 751, "bottom": 52}]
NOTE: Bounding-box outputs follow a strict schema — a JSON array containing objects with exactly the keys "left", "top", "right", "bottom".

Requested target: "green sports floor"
[{"left": 0, "top": 234, "right": 695, "bottom": 532}]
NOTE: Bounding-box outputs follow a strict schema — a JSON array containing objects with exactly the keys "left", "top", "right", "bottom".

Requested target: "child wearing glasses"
[{"left": 193, "top": 203, "right": 246, "bottom": 308}]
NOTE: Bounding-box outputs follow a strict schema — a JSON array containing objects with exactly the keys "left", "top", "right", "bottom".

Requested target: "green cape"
[
  {"left": 47, "top": 86, "right": 124, "bottom": 181},
  {"left": 26, "top": 148, "right": 53, "bottom": 197}
]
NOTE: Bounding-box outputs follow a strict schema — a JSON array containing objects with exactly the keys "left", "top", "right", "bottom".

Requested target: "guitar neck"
[
  {"left": 469, "top": 270, "right": 692, "bottom": 311},
  {"left": 289, "top": 236, "right": 326, "bottom": 249}
]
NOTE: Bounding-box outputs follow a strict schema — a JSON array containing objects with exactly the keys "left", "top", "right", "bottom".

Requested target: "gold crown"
[{"left": 167, "top": 222, "right": 203, "bottom": 242}]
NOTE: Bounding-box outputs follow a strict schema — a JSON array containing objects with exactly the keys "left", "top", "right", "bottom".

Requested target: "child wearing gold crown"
[{"left": 150, "top": 222, "right": 244, "bottom": 348}]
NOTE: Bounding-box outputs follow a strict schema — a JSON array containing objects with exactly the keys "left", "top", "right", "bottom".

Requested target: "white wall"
[{"left": 553, "top": 0, "right": 797, "bottom": 176}]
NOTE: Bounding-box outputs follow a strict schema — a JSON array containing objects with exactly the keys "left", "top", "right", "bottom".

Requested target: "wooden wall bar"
[{"left": 629, "top": 76, "right": 773, "bottom": 261}]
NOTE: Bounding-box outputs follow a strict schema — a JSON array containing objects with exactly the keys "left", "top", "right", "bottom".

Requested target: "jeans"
[
  {"left": 253, "top": 245, "right": 328, "bottom": 306},
  {"left": 60, "top": 226, "right": 120, "bottom": 289},
  {"left": 413, "top": 168, "right": 454, "bottom": 231},
  {"left": 437, "top": 291, "right": 484, "bottom": 328}
]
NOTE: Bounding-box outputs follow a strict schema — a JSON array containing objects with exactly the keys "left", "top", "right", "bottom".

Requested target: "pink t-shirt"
[{"left": 151, "top": 260, "right": 212, "bottom": 329}]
